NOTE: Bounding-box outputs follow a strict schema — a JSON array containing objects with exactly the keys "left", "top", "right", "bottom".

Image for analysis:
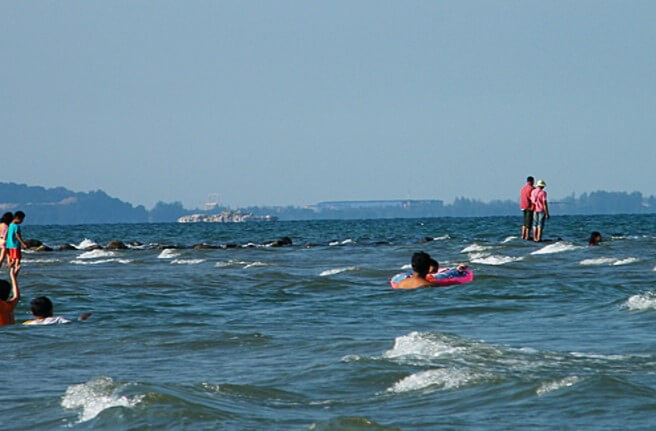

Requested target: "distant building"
[{"left": 313, "top": 199, "right": 444, "bottom": 211}]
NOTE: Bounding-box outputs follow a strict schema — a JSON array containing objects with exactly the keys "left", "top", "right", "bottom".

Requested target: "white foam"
[
  {"left": 61, "top": 376, "right": 143, "bottom": 423},
  {"left": 580, "top": 257, "right": 639, "bottom": 266},
  {"left": 501, "top": 236, "right": 518, "bottom": 244},
  {"left": 387, "top": 368, "right": 482, "bottom": 393},
  {"left": 469, "top": 253, "right": 523, "bottom": 266},
  {"left": 23, "top": 258, "right": 60, "bottom": 263},
  {"left": 400, "top": 263, "right": 412, "bottom": 270},
  {"left": 461, "top": 243, "right": 493, "bottom": 253},
  {"left": 433, "top": 234, "right": 450, "bottom": 241},
  {"left": 170, "top": 259, "right": 205, "bottom": 265},
  {"left": 341, "top": 239, "right": 354, "bottom": 245},
  {"left": 383, "top": 331, "right": 466, "bottom": 360},
  {"left": 157, "top": 249, "right": 181, "bottom": 259},
  {"left": 71, "top": 259, "right": 132, "bottom": 265},
  {"left": 531, "top": 241, "right": 583, "bottom": 255},
  {"left": 536, "top": 376, "right": 581, "bottom": 396},
  {"left": 74, "top": 239, "right": 99, "bottom": 250},
  {"left": 613, "top": 257, "right": 639, "bottom": 266},
  {"left": 77, "top": 249, "right": 115, "bottom": 259},
  {"left": 319, "top": 266, "right": 358, "bottom": 276},
  {"left": 328, "top": 241, "right": 339, "bottom": 246},
  {"left": 243, "top": 261, "right": 267, "bottom": 269},
  {"left": 625, "top": 292, "right": 656, "bottom": 311},
  {"left": 580, "top": 257, "right": 619, "bottom": 266}
]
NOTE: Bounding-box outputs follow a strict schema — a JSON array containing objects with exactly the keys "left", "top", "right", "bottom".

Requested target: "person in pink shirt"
[
  {"left": 519, "top": 177, "right": 535, "bottom": 240},
  {"left": 530, "top": 180, "right": 550, "bottom": 242}
]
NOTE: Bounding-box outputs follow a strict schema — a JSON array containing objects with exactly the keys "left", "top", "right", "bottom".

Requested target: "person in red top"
[
  {"left": 0, "top": 265, "right": 20, "bottom": 326},
  {"left": 519, "top": 176, "right": 535, "bottom": 240}
]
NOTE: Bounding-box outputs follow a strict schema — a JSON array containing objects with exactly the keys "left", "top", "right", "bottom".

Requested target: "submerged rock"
[
  {"left": 267, "top": 237, "right": 293, "bottom": 247},
  {"left": 420, "top": 237, "right": 433, "bottom": 243},
  {"left": 24, "top": 239, "right": 43, "bottom": 248},
  {"left": 106, "top": 240, "right": 128, "bottom": 250},
  {"left": 192, "top": 243, "right": 219, "bottom": 249},
  {"left": 57, "top": 244, "right": 77, "bottom": 251},
  {"left": 34, "top": 244, "right": 53, "bottom": 252}
]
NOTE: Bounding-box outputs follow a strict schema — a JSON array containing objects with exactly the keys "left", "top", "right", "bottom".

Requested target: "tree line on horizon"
[{"left": 2, "top": 182, "right": 656, "bottom": 225}]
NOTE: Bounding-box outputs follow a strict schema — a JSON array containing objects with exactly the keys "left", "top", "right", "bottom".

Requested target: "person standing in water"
[
  {"left": 530, "top": 180, "right": 549, "bottom": 242},
  {"left": 519, "top": 176, "right": 535, "bottom": 240}
]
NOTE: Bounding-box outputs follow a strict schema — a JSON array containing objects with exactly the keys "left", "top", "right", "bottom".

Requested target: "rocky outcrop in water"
[{"left": 106, "top": 240, "right": 128, "bottom": 250}]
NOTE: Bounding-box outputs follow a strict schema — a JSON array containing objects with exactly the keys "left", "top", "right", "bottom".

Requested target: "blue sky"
[{"left": 2, "top": 1, "right": 654, "bottom": 209}]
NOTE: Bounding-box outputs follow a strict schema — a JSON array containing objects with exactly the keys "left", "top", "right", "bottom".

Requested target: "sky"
[{"left": 1, "top": 1, "right": 655, "bottom": 209}]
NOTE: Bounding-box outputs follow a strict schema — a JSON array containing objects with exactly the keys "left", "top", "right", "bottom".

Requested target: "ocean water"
[{"left": 2, "top": 215, "right": 656, "bottom": 430}]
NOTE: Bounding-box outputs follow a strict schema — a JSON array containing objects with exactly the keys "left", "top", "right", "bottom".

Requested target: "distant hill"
[
  {"left": 0, "top": 183, "right": 148, "bottom": 224},
  {"left": 2, "top": 182, "right": 656, "bottom": 225}
]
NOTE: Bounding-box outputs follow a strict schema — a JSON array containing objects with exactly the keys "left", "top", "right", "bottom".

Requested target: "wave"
[
  {"left": 383, "top": 331, "right": 469, "bottom": 360},
  {"left": 158, "top": 249, "right": 181, "bottom": 259},
  {"left": 580, "top": 257, "right": 619, "bottom": 266},
  {"left": 536, "top": 376, "right": 581, "bottom": 396},
  {"left": 400, "top": 264, "right": 412, "bottom": 270},
  {"left": 329, "top": 239, "right": 354, "bottom": 246},
  {"left": 387, "top": 368, "right": 486, "bottom": 393},
  {"left": 170, "top": 259, "right": 205, "bottom": 265},
  {"left": 319, "top": 266, "right": 358, "bottom": 277},
  {"left": 77, "top": 249, "right": 116, "bottom": 259},
  {"left": 461, "top": 243, "right": 493, "bottom": 253},
  {"left": 613, "top": 257, "right": 639, "bottom": 266},
  {"left": 469, "top": 253, "right": 523, "bottom": 266},
  {"left": 625, "top": 292, "right": 656, "bottom": 311},
  {"left": 308, "top": 416, "right": 400, "bottom": 431},
  {"left": 502, "top": 236, "right": 518, "bottom": 244},
  {"left": 433, "top": 234, "right": 450, "bottom": 241},
  {"left": 74, "top": 238, "right": 100, "bottom": 250},
  {"left": 531, "top": 241, "right": 583, "bottom": 255},
  {"left": 61, "top": 376, "right": 143, "bottom": 423},
  {"left": 580, "top": 257, "right": 640, "bottom": 266},
  {"left": 23, "top": 258, "right": 61, "bottom": 264},
  {"left": 71, "top": 259, "right": 132, "bottom": 265},
  {"left": 215, "top": 260, "right": 268, "bottom": 269}
]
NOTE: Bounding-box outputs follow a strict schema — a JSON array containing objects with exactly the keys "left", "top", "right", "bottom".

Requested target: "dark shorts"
[
  {"left": 8, "top": 248, "right": 21, "bottom": 260},
  {"left": 522, "top": 209, "right": 533, "bottom": 229},
  {"left": 533, "top": 212, "right": 546, "bottom": 229}
]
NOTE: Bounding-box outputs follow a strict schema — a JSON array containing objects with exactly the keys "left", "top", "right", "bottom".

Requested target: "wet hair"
[
  {"left": 0, "top": 212, "right": 13, "bottom": 225},
  {"left": 14, "top": 211, "right": 25, "bottom": 221},
  {"left": 428, "top": 258, "right": 439, "bottom": 272},
  {"left": 588, "top": 231, "right": 602, "bottom": 246},
  {"left": 0, "top": 280, "right": 10, "bottom": 301},
  {"left": 411, "top": 251, "right": 432, "bottom": 277},
  {"left": 527, "top": 176, "right": 534, "bottom": 183},
  {"left": 31, "top": 296, "right": 53, "bottom": 318}
]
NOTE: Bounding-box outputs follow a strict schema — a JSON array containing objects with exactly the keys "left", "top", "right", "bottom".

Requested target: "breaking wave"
[
  {"left": 61, "top": 376, "right": 143, "bottom": 423},
  {"left": 319, "top": 266, "right": 358, "bottom": 277}
]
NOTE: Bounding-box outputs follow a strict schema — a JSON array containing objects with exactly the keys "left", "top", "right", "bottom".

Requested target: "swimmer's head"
[
  {"left": 589, "top": 231, "right": 602, "bottom": 246},
  {"left": 14, "top": 211, "right": 25, "bottom": 223},
  {"left": 0, "top": 212, "right": 13, "bottom": 225},
  {"left": 31, "top": 296, "right": 53, "bottom": 318},
  {"left": 0, "top": 280, "right": 10, "bottom": 301},
  {"left": 411, "top": 252, "right": 431, "bottom": 277},
  {"left": 428, "top": 258, "right": 439, "bottom": 273}
]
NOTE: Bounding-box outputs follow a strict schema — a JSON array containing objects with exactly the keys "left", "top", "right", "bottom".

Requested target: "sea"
[{"left": 2, "top": 214, "right": 656, "bottom": 430}]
